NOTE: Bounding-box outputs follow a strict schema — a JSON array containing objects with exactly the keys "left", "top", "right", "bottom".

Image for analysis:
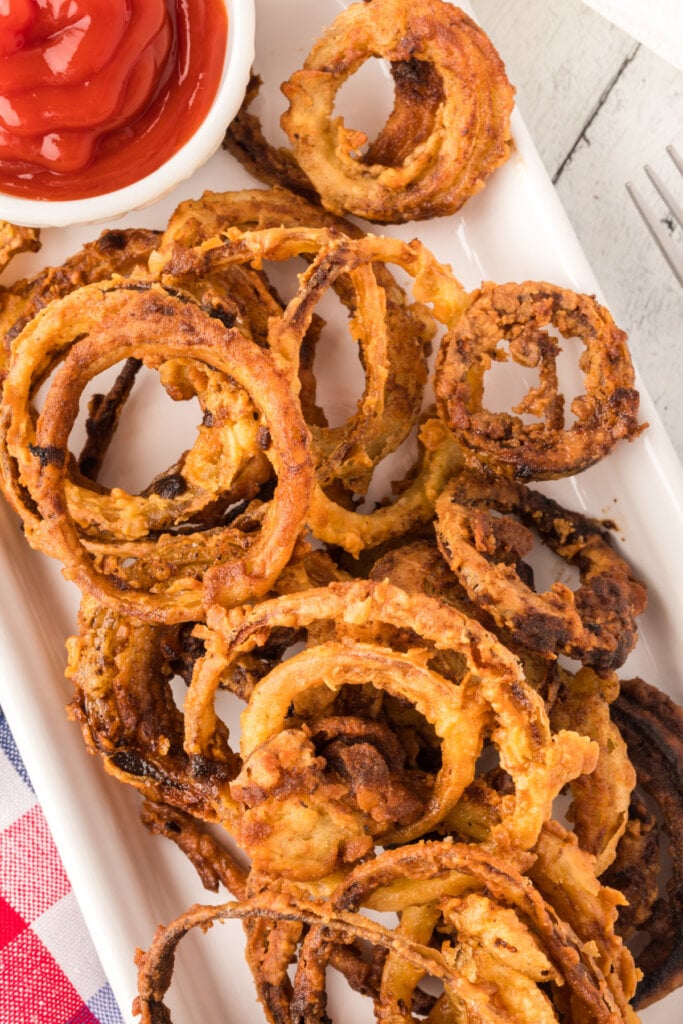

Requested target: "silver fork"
[{"left": 626, "top": 145, "right": 683, "bottom": 288}]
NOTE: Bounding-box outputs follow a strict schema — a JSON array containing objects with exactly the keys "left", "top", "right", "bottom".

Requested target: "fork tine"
[
  {"left": 626, "top": 149, "right": 683, "bottom": 288},
  {"left": 643, "top": 163, "right": 683, "bottom": 230},
  {"left": 666, "top": 144, "right": 683, "bottom": 177}
]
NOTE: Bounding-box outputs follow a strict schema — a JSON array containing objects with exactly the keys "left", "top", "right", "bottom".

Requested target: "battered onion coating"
[
  {"left": 434, "top": 281, "right": 644, "bottom": 479},
  {"left": 0, "top": 280, "right": 314, "bottom": 622},
  {"left": 279, "top": 0, "right": 515, "bottom": 223},
  {"left": 435, "top": 470, "right": 647, "bottom": 669}
]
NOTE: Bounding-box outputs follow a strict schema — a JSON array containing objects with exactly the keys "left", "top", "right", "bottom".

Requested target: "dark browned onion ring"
[
  {"left": 66, "top": 594, "right": 242, "bottom": 831},
  {"left": 435, "top": 470, "right": 647, "bottom": 669},
  {"left": 434, "top": 280, "right": 643, "bottom": 479},
  {"left": 607, "top": 676, "right": 683, "bottom": 1008}
]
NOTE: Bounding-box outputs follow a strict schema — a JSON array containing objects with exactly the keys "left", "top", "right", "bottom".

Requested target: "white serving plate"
[{"left": 1, "top": 2, "right": 682, "bottom": 1022}]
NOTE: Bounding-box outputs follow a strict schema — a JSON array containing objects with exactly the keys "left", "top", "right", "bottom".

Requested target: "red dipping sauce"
[{"left": 0, "top": 0, "right": 228, "bottom": 200}]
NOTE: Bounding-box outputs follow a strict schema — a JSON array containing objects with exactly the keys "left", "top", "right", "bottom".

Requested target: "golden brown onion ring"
[
  {"left": 160, "top": 224, "right": 465, "bottom": 493},
  {"left": 435, "top": 470, "right": 647, "bottom": 669},
  {"left": 280, "top": 0, "right": 515, "bottom": 223},
  {"left": 434, "top": 281, "right": 643, "bottom": 479},
  {"left": 155, "top": 187, "right": 438, "bottom": 495},
  {"left": 189, "top": 580, "right": 595, "bottom": 869},
  {"left": 3, "top": 281, "right": 313, "bottom": 622},
  {"left": 293, "top": 840, "right": 636, "bottom": 1024},
  {"left": 0, "top": 219, "right": 41, "bottom": 276}
]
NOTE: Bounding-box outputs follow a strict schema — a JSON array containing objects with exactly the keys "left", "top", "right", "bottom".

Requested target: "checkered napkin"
[{"left": 1, "top": 706, "right": 125, "bottom": 1024}]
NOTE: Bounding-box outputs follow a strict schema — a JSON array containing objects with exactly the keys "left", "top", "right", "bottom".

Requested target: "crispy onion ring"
[
  {"left": 66, "top": 594, "right": 242, "bottom": 830},
  {"left": 159, "top": 224, "right": 465, "bottom": 487},
  {"left": 159, "top": 224, "right": 469, "bottom": 555},
  {"left": 434, "top": 280, "right": 643, "bottom": 479},
  {"left": 279, "top": 0, "right": 515, "bottom": 223},
  {"left": 156, "top": 187, "right": 438, "bottom": 495},
  {"left": 223, "top": 74, "right": 323, "bottom": 203},
  {"left": 186, "top": 579, "right": 595, "bottom": 874},
  {"left": 434, "top": 470, "right": 647, "bottom": 668},
  {"left": 1, "top": 280, "right": 313, "bottom": 621}
]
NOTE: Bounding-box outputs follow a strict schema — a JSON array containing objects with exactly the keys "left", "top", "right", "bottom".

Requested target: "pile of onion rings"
[{"left": 0, "top": 4, "right": 680, "bottom": 1018}]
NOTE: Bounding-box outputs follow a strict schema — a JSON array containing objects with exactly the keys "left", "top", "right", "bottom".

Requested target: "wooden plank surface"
[{"left": 472, "top": 0, "right": 683, "bottom": 459}]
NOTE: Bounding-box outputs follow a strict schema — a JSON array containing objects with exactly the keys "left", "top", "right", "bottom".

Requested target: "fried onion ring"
[
  {"left": 2, "top": 280, "right": 313, "bottom": 621},
  {"left": 160, "top": 224, "right": 465, "bottom": 486},
  {"left": 279, "top": 0, "right": 515, "bottom": 223},
  {"left": 435, "top": 470, "right": 647, "bottom": 668},
  {"left": 434, "top": 280, "right": 643, "bottom": 479},
  {"left": 549, "top": 667, "right": 635, "bottom": 874},
  {"left": 66, "top": 594, "right": 241, "bottom": 830},
  {"left": 0, "top": 219, "right": 41, "bottom": 277},
  {"left": 186, "top": 580, "right": 595, "bottom": 875}
]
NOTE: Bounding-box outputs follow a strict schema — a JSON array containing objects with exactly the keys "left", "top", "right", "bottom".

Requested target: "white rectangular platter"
[{"left": 1, "top": 1, "right": 682, "bottom": 1022}]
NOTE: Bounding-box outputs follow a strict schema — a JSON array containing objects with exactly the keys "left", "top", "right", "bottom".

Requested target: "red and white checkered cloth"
[{"left": 1, "top": 706, "right": 125, "bottom": 1024}]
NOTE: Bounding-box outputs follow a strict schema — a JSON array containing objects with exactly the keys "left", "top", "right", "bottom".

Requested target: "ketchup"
[{"left": 0, "top": 0, "right": 227, "bottom": 200}]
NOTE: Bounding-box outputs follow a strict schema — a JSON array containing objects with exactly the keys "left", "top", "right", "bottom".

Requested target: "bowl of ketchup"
[{"left": 0, "top": 0, "right": 254, "bottom": 227}]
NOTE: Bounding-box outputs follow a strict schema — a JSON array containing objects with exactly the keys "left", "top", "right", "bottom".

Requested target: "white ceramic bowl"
[{"left": 0, "top": 0, "right": 255, "bottom": 229}]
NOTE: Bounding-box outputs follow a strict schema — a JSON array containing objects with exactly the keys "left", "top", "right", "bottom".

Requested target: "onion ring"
[
  {"left": 66, "top": 594, "right": 241, "bottom": 833},
  {"left": 295, "top": 840, "right": 634, "bottom": 1024},
  {"left": 435, "top": 469, "right": 647, "bottom": 668},
  {"left": 280, "top": 0, "right": 515, "bottom": 223},
  {"left": 160, "top": 224, "right": 465, "bottom": 488},
  {"left": 133, "top": 837, "right": 638, "bottom": 1023},
  {"left": 2, "top": 280, "right": 313, "bottom": 622},
  {"left": 154, "top": 187, "right": 438, "bottom": 495},
  {"left": 186, "top": 579, "right": 595, "bottom": 874},
  {"left": 434, "top": 280, "right": 644, "bottom": 479}
]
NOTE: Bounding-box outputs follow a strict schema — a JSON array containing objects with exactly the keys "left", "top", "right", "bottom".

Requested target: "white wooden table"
[{"left": 471, "top": 0, "right": 683, "bottom": 461}]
